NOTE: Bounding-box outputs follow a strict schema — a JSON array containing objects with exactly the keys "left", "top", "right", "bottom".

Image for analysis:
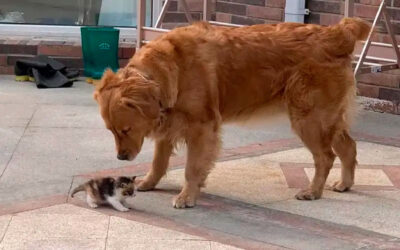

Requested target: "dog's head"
[{"left": 94, "top": 68, "right": 160, "bottom": 161}]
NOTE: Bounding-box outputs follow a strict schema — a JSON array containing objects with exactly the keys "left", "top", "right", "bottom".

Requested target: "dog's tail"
[
  {"left": 326, "top": 18, "right": 371, "bottom": 57},
  {"left": 338, "top": 17, "right": 371, "bottom": 42},
  {"left": 71, "top": 184, "right": 86, "bottom": 197}
]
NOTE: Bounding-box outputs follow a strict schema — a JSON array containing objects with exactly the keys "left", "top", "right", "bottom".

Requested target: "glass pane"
[{"left": 0, "top": 0, "right": 152, "bottom": 27}]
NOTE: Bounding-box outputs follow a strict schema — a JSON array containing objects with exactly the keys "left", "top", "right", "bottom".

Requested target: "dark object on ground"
[{"left": 14, "top": 55, "right": 79, "bottom": 88}]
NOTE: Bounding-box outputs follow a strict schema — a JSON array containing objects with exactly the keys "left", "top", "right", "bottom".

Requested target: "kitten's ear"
[{"left": 131, "top": 176, "right": 137, "bottom": 182}]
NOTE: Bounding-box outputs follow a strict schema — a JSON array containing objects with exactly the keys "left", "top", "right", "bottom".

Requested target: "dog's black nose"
[{"left": 117, "top": 154, "right": 128, "bottom": 160}]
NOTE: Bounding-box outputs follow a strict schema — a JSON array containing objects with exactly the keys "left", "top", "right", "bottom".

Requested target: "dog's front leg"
[
  {"left": 138, "top": 138, "right": 173, "bottom": 191},
  {"left": 173, "top": 122, "right": 220, "bottom": 208}
]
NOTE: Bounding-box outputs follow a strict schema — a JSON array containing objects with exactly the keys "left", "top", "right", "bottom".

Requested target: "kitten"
[{"left": 71, "top": 176, "right": 136, "bottom": 212}]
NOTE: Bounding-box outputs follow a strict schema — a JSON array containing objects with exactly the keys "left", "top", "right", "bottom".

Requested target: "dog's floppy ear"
[
  {"left": 121, "top": 96, "right": 160, "bottom": 120},
  {"left": 93, "top": 69, "right": 117, "bottom": 101}
]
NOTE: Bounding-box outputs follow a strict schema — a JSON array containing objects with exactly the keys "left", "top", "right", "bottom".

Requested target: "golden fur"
[{"left": 94, "top": 18, "right": 370, "bottom": 208}]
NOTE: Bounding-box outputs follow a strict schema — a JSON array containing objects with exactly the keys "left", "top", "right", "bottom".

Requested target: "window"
[{"left": 0, "top": 0, "right": 154, "bottom": 27}]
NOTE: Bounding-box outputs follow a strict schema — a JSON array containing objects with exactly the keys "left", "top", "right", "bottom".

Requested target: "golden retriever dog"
[{"left": 94, "top": 18, "right": 370, "bottom": 208}]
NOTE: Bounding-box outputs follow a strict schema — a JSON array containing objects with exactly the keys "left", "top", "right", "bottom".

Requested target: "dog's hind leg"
[
  {"left": 290, "top": 113, "right": 336, "bottom": 200},
  {"left": 138, "top": 139, "right": 174, "bottom": 191},
  {"left": 173, "top": 122, "right": 221, "bottom": 208},
  {"left": 331, "top": 127, "right": 357, "bottom": 192}
]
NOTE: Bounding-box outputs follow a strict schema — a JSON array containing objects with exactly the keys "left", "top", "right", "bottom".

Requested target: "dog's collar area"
[{"left": 133, "top": 70, "right": 149, "bottom": 81}]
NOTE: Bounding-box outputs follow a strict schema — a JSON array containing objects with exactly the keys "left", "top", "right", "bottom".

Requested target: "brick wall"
[
  {"left": 161, "top": 0, "right": 286, "bottom": 28},
  {"left": 0, "top": 39, "right": 134, "bottom": 75},
  {"left": 305, "top": 0, "right": 400, "bottom": 114}
]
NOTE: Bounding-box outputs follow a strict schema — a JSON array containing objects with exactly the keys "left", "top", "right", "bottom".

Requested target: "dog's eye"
[{"left": 121, "top": 128, "right": 131, "bottom": 135}]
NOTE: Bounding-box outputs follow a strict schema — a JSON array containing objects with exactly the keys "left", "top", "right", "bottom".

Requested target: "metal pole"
[
  {"left": 136, "top": 0, "right": 146, "bottom": 49},
  {"left": 203, "top": 0, "right": 211, "bottom": 21},
  {"left": 180, "top": 0, "right": 193, "bottom": 24},
  {"left": 354, "top": 0, "right": 385, "bottom": 76},
  {"left": 381, "top": 1, "right": 400, "bottom": 67},
  {"left": 344, "top": 0, "right": 354, "bottom": 18},
  {"left": 155, "top": 0, "right": 172, "bottom": 28}
]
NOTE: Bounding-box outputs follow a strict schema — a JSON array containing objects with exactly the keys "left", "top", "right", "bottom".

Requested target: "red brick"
[
  {"left": 0, "top": 55, "right": 7, "bottom": 66},
  {"left": 354, "top": 4, "right": 378, "bottom": 19},
  {"left": 163, "top": 12, "right": 201, "bottom": 23},
  {"left": 357, "top": 73, "right": 400, "bottom": 88},
  {"left": 167, "top": 0, "right": 178, "bottom": 11},
  {"left": 247, "top": 5, "right": 283, "bottom": 21},
  {"left": 121, "top": 47, "right": 135, "bottom": 59},
  {"left": 216, "top": 12, "right": 232, "bottom": 23},
  {"left": 119, "top": 59, "right": 130, "bottom": 68},
  {"left": 379, "top": 87, "right": 400, "bottom": 101},
  {"left": 161, "top": 23, "right": 188, "bottom": 29},
  {"left": 0, "top": 66, "right": 14, "bottom": 75},
  {"left": 359, "top": 0, "right": 383, "bottom": 6},
  {"left": 320, "top": 13, "right": 342, "bottom": 26},
  {"left": 37, "top": 45, "right": 82, "bottom": 57},
  {"left": 178, "top": 0, "right": 204, "bottom": 12},
  {"left": 7, "top": 55, "right": 34, "bottom": 66},
  {"left": 223, "top": 0, "right": 265, "bottom": 6},
  {"left": 216, "top": 2, "right": 247, "bottom": 16},
  {"left": 231, "top": 15, "right": 265, "bottom": 25},
  {"left": 308, "top": 0, "right": 342, "bottom": 15},
  {"left": 265, "top": 0, "right": 285, "bottom": 8},
  {"left": 357, "top": 83, "right": 380, "bottom": 98},
  {"left": 0, "top": 44, "right": 37, "bottom": 55},
  {"left": 53, "top": 57, "right": 83, "bottom": 69}
]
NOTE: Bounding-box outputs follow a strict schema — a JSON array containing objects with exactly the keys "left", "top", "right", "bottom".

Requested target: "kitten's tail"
[{"left": 71, "top": 184, "right": 86, "bottom": 197}]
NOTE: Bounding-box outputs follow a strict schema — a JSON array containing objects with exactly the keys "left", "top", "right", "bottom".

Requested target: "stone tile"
[
  {"left": 30, "top": 105, "right": 104, "bottom": 128},
  {"left": 0, "top": 80, "right": 96, "bottom": 106},
  {"left": 2, "top": 207, "right": 108, "bottom": 241},
  {"left": 0, "top": 215, "right": 11, "bottom": 242},
  {"left": 0, "top": 238, "right": 105, "bottom": 250},
  {"left": 108, "top": 216, "right": 202, "bottom": 240},
  {"left": 22, "top": 204, "right": 102, "bottom": 216},
  {"left": 262, "top": 141, "right": 400, "bottom": 165},
  {"left": 163, "top": 156, "right": 297, "bottom": 205},
  {"left": 0, "top": 127, "right": 25, "bottom": 175},
  {"left": 0, "top": 127, "right": 24, "bottom": 153},
  {"left": 210, "top": 242, "right": 242, "bottom": 250},
  {"left": 12, "top": 127, "right": 154, "bottom": 162},
  {"left": 0, "top": 104, "right": 36, "bottom": 127},
  {"left": 266, "top": 190, "right": 400, "bottom": 238},
  {"left": 107, "top": 239, "right": 211, "bottom": 250},
  {"left": 305, "top": 168, "right": 394, "bottom": 186}
]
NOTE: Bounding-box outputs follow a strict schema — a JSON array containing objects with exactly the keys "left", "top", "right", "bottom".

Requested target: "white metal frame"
[
  {"left": 345, "top": 0, "right": 400, "bottom": 76},
  {"left": 0, "top": 0, "right": 164, "bottom": 40},
  {"left": 136, "top": 0, "right": 243, "bottom": 49}
]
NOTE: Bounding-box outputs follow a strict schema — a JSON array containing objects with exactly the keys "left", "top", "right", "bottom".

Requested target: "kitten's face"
[{"left": 116, "top": 176, "right": 136, "bottom": 197}]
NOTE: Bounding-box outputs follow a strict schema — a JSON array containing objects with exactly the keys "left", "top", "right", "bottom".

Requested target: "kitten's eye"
[{"left": 120, "top": 183, "right": 127, "bottom": 188}]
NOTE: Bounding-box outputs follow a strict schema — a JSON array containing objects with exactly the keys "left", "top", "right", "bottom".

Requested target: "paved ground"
[{"left": 0, "top": 75, "right": 400, "bottom": 249}]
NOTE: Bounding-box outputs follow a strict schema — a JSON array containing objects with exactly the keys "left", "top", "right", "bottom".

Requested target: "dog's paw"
[
  {"left": 295, "top": 189, "right": 321, "bottom": 200},
  {"left": 137, "top": 179, "right": 156, "bottom": 192},
  {"left": 331, "top": 180, "right": 353, "bottom": 192},
  {"left": 172, "top": 193, "right": 196, "bottom": 209}
]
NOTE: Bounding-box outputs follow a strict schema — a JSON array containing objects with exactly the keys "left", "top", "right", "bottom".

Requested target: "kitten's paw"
[
  {"left": 118, "top": 207, "right": 130, "bottom": 212},
  {"left": 88, "top": 203, "right": 98, "bottom": 208}
]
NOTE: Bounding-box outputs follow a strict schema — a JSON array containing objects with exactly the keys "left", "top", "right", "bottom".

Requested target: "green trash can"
[{"left": 81, "top": 27, "right": 120, "bottom": 81}]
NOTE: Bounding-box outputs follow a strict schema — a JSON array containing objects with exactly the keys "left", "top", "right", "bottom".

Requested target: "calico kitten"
[{"left": 71, "top": 176, "right": 136, "bottom": 212}]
